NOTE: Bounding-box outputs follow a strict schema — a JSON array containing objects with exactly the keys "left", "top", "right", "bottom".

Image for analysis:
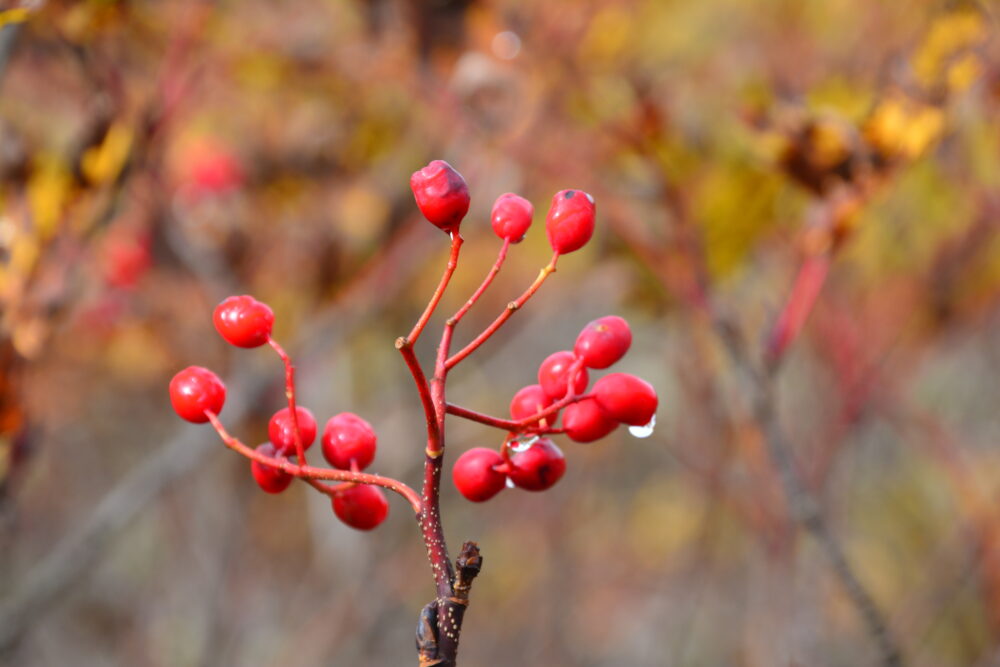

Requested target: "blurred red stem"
[{"left": 765, "top": 254, "right": 831, "bottom": 368}]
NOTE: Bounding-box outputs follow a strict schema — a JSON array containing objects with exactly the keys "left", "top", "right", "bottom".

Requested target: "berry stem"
[
  {"left": 446, "top": 238, "right": 510, "bottom": 327},
  {"left": 267, "top": 336, "right": 308, "bottom": 466},
  {"left": 405, "top": 233, "right": 464, "bottom": 346},
  {"left": 446, "top": 390, "right": 592, "bottom": 432},
  {"left": 204, "top": 411, "right": 422, "bottom": 513},
  {"left": 445, "top": 251, "right": 560, "bottom": 370},
  {"left": 396, "top": 337, "right": 440, "bottom": 447}
]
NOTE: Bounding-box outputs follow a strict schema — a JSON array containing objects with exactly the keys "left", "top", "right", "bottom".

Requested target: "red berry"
[
  {"left": 563, "top": 397, "right": 618, "bottom": 443},
  {"left": 268, "top": 406, "right": 317, "bottom": 455},
  {"left": 322, "top": 412, "right": 377, "bottom": 470},
  {"left": 169, "top": 366, "right": 226, "bottom": 423},
  {"left": 490, "top": 193, "right": 533, "bottom": 243},
  {"left": 213, "top": 295, "right": 274, "bottom": 348},
  {"left": 574, "top": 315, "right": 632, "bottom": 369},
  {"left": 250, "top": 442, "right": 293, "bottom": 494},
  {"left": 508, "top": 438, "right": 566, "bottom": 491},
  {"left": 593, "top": 373, "right": 658, "bottom": 426},
  {"left": 538, "top": 351, "right": 589, "bottom": 400},
  {"left": 510, "top": 384, "right": 555, "bottom": 425},
  {"left": 332, "top": 484, "right": 389, "bottom": 530},
  {"left": 452, "top": 448, "right": 506, "bottom": 502},
  {"left": 410, "top": 160, "right": 470, "bottom": 233},
  {"left": 545, "top": 189, "right": 595, "bottom": 254}
]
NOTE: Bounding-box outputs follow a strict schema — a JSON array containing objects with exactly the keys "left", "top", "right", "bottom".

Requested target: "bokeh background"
[{"left": 0, "top": 1, "right": 999, "bottom": 665}]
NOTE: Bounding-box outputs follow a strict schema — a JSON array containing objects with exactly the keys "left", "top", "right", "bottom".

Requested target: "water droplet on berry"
[
  {"left": 628, "top": 414, "right": 656, "bottom": 439},
  {"left": 509, "top": 434, "right": 539, "bottom": 453}
]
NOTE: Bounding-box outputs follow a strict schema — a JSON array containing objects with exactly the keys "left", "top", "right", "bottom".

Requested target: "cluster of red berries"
[
  {"left": 168, "top": 295, "right": 389, "bottom": 530},
  {"left": 452, "top": 315, "right": 657, "bottom": 502},
  {"left": 411, "top": 159, "right": 596, "bottom": 253}
]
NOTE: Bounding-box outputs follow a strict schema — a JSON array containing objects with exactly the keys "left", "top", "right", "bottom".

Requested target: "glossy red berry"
[
  {"left": 250, "top": 442, "right": 293, "bottom": 494},
  {"left": 574, "top": 315, "right": 632, "bottom": 369},
  {"left": 490, "top": 193, "right": 533, "bottom": 243},
  {"left": 563, "top": 397, "right": 619, "bottom": 443},
  {"left": 538, "top": 351, "right": 589, "bottom": 401},
  {"left": 322, "top": 412, "right": 377, "bottom": 470},
  {"left": 213, "top": 295, "right": 274, "bottom": 348},
  {"left": 509, "top": 384, "right": 555, "bottom": 425},
  {"left": 452, "top": 448, "right": 506, "bottom": 502},
  {"left": 332, "top": 484, "right": 389, "bottom": 530},
  {"left": 593, "top": 373, "right": 658, "bottom": 426},
  {"left": 169, "top": 366, "right": 226, "bottom": 423},
  {"left": 410, "top": 160, "right": 470, "bottom": 234},
  {"left": 545, "top": 189, "right": 595, "bottom": 254},
  {"left": 508, "top": 438, "right": 566, "bottom": 491},
  {"left": 268, "top": 406, "right": 317, "bottom": 455}
]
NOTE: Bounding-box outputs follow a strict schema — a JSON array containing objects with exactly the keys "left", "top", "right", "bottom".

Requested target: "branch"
[
  {"left": 205, "top": 412, "right": 422, "bottom": 514},
  {"left": 445, "top": 252, "right": 560, "bottom": 370},
  {"left": 406, "top": 233, "right": 464, "bottom": 345},
  {"left": 445, "top": 391, "right": 591, "bottom": 432}
]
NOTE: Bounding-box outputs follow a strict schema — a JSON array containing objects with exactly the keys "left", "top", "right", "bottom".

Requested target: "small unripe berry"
[
  {"left": 545, "top": 189, "right": 595, "bottom": 254},
  {"left": 169, "top": 366, "right": 226, "bottom": 423},
  {"left": 490, "top": 193, "right": 533, "bottom": 243},
  {"left": 213, "top": 295, "right": 274, "bottom": 348},
  {"left": 333, "top": 484, "right": 389, "bottom": 530},
  {"left": 593, "top": 373, "right": 658, "bottom": 426},
  {"left": 508, "top": 438, "right": 566, "bottom": 491},
  {"left": 268, "top": 406, "right": 317, "bottom": 455},
  {"left": 563, "top": 397, "right": 618, "bottom": 443},
  {"left": 452, "top": 448, "right": 506, "bottom": 502},
  {"left": 509, "top": 384, "right": 555, "bottom": 425},
  {"left": 410, "top": 160, "right": 470, "bottom": 233},
  {"left": 322, "top": 412, "right": 377, "bottom": 470},
  {"left": 538, "top": 351, "right": 589, "bottom": 401},
  {"left": 574, "top": 315, "right": 632, "bottom": 369},
  {"left": 251, "top": 442, "right": 293, "bottom": 494}
]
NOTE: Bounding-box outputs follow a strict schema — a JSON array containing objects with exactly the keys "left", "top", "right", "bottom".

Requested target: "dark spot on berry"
[{"left": 564, "top": 191, "right": 576, "bottom": 199}]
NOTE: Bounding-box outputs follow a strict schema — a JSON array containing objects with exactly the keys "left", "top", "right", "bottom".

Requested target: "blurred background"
[{"left": 0, "top": 0, "right": 998, "bottom": 665}]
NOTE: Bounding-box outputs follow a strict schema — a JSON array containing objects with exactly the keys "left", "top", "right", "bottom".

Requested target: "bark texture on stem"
[{"left": 415, "top": 542, "right": 482, "bottom": 667}]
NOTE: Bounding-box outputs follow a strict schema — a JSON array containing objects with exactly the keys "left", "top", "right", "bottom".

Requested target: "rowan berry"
[
  {"left": 509, "top": 384, "right": 555, "bottom": 425},
  {"left": 452, "top": 448, "right": 506, "bottom": 502},
  {"left": 250, "top": 442, "right": 293, "bottom": 494},
  {"left": 410, "top": 160, "right": 470, "bottom": 234},
  {"left": 574, "top": 315, "right": 632, "bottom": 369},
  {"left": 593, "top": 373, "right": 658, "bottom": 426},
  {"left": 322, "top": 412, "right": 377, "bottom": 470},
  {"left": 268, "top": 406, "right": 317, "bottom": 455},
  {"left": 169, "top": 366, "right": 226, "bottom": 423},
  {"left": 508, "top": 438, "right": 566, "bottom": 491},
  {"left": 333, "top": 484, "right": 389, "bottom": 530},
  {"left": 213, "top": 295, "right": 274, "bottom": 348},
  {"left": 562, "top": 397, "right": 618, "bottom": 443},
  {"left": 490, "top": 193, "right": 533, "bottom": 243},
  {"left": 538, "top": 351, "right": 589, "bottom": 400},
  {"left": 545, "top": 189, "right": 595, "bottom": 254}
]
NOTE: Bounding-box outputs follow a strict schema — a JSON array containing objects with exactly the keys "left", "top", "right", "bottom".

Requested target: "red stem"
[
  {"left": 267, "top": 336, "right": 307, "bottom": 466},
  {"left": 765, "top": 253, "right": 831, "bottom": 368},
  {"left": 445, "top": 391, "right": 592, "bottom": 432},
  {"left": 446, "top": 238, "right": 510, "bottom": 327},
  {"left": 445, "top": 251, "right": 560, "bottom": 370},
  {"left": 406, "top": 233, "right": 464, "bottom": 345},
  {"left": 205, "top": 411, "right": 422, "bottom": 513}
]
